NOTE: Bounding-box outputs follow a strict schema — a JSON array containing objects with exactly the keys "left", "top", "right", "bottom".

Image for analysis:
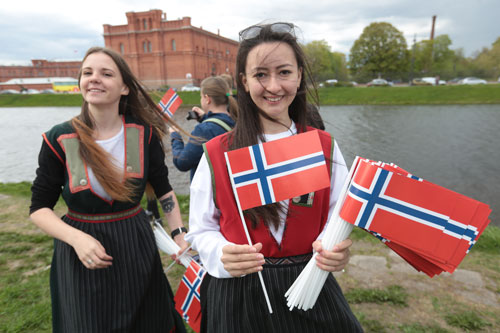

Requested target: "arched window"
[
  {"left": 120, "top": 43, "right": 124, "bottom": 55},
  {"left": 143, "top": 19, "right": 147, "bottom": 30},
  {"left": 148, "top": 42, "right": 152, "bottom": 53},
  {"left": 143, "top": 42, "right": 148, "bottom": 53},
  {"left": 211, "top": 63, "right": 216, "bottom": 75},
  {"left": 172, "top": 39, "right": 176, "bottom": 51}
]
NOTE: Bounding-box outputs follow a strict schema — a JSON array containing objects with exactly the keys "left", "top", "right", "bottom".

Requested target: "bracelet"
[{"left": 171, "top": 227, "right": 187, "bottom": 238}]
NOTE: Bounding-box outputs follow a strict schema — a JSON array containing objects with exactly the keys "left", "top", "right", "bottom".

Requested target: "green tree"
[
  {"left": 302, "top": 40, "right": 349, "bottom": 83},
  {"left": 470, "top": 37, "right": 500, "bottom": 79},
  {"left": 349, "top": 22, "right": 409, "bottom": 82},
  {"left": 413, "top": 35, "right": 456, "bottom": 79}
]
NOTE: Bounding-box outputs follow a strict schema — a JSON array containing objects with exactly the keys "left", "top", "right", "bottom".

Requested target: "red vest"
[{"left": 203, "top": 128, "right": 334, "bottom": 257}]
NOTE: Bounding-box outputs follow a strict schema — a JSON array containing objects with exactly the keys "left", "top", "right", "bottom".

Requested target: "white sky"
[{"left": 1, "top": 0, "right": 498, "bottom": 65}]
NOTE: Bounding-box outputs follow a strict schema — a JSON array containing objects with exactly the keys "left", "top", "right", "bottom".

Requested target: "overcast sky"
[{"left": 1, "top": 0, "right": 498, "bottom": 65}]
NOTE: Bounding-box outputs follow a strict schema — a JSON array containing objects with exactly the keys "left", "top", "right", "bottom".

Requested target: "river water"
[{"left": 1, "top": 105, "right": 498, "bottom": 226}]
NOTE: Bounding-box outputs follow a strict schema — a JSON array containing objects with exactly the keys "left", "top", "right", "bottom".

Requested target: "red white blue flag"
[
  {"left": 339, "top": 158, "right": 491, "bottom": 276},
  {"left": 158, "top": 88, "right": 182, "bottom": 118},
  {"left": 224, "top": 131, "right": 331, "bottom": 211},
  {"left": 174, "top": 260, "right": 206, "bottom": 333}
]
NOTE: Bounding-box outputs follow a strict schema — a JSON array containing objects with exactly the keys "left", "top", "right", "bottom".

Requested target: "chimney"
[{"left": 430, "top": 15, "right": 437, "bottom": 40}]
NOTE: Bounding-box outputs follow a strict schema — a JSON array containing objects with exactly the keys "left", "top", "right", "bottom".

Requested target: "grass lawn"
[
  {"left": 1, "top": 84, "right": 499, "bottom": 107},
  {"left": 1, "top": 182, "right": 499, "bottom": 332}
]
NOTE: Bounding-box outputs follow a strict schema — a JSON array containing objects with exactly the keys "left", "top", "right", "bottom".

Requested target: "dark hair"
[
  {"left": 229, "top": 23, "right": 319, "bottom": 229},
  {"left": 72, "top": 46, "right": 186, "bottom": 202}
]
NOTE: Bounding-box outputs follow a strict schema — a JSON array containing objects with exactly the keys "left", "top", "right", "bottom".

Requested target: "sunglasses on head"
[{"left": 238, "top": 22, "right": 295, "bottom": 41}]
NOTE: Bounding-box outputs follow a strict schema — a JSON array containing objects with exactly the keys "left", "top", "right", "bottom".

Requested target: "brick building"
[
  {"left": 103, "top": 10, "right": 239, "bottom": 89},
  {"left": 0, "top": 59, "right": 81, "bottom": 91}
]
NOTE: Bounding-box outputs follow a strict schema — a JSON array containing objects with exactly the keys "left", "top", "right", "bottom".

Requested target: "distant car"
[
  {"left": 180, "top": 84, "right": 201, "bottom": 92},
  {"left": 0, "top": 89, "right": 20, "bottom": 94},
  {"left": 412, "top": 78, "right": 433, "bottom": 86},
  {"left": 40, "top": 89, "right": 56, "bottom": 94},
  {"left": 367, "top": 78, "right": 390, "bottom": 87},
  {"left": 447, "top": 78, "right": 462, "bottom": 85},
  {"left": 21, "top": 89, "right": 40, "bottom": 94},
  {"left": 413, "top": 77, "right": 446, "bottom": 86},
  {"left": 460, "top": 77, "right": 487, "bottom": 85}
]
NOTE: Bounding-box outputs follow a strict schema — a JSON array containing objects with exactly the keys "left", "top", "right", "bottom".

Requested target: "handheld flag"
[
  {"left": 153, "top": 223, "right": 205, "bottom": 332},
  {"left": 174, "top": 260, "right": 206, "bottom": 333},
  {"left": 158, "top": 88, "right": 182, "bottom": 118},
  {"left": 223, "top": 130, "right": 331, "bottom": 314},
  {"left": 225, "top": 130, "right": 330, "bottom": 210}
]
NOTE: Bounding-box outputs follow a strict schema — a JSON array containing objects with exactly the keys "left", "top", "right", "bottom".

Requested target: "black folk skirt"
[
  {"left": 50, "top": 210, "right": 185, "bottom": 332},
  {"left": 204, "top": 254, "right": 363, "bottom": 333}
]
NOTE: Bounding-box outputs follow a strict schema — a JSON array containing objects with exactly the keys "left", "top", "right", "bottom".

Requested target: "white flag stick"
[
  {"left": 224, "top": 151, "right": 274, "bottom": 314},
  {"left": 285, "top": 156, "right": 362, "bottom": 310},
  {"left": 153, "top": 222, "right": 193, "bottom": 268}
]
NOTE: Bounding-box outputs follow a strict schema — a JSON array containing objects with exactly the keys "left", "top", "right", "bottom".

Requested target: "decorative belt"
[
  {"left": 66, "top": 205, "right": 142, "bottom": 223},
  {"left": 264, "top": 253, "right": 313, "bottom": 266}
]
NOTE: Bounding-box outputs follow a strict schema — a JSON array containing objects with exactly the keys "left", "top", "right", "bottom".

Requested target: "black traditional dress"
[{"left": 30, "top": 115, "right": 185, "bottom": 332}]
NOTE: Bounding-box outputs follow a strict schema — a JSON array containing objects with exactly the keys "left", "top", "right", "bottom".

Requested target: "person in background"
[
  {"left": 219, "top": 73, "right": 235, "bottom": 92},
  {"left": 170, "top": 76, "right": 237, "bottom": 180},
  {"left": 29, "top": 46, "right": 187, "bottom": 332},
  {"left": 185, "top": 22, "right": 362, "bottom": 332}
]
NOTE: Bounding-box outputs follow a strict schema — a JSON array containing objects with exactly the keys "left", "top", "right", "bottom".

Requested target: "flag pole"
[{"left": 224, "top": 151, "right": 274, "bottom": 314}]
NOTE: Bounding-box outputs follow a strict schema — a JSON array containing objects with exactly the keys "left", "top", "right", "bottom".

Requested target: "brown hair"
[
  {"left": 201, "top": 76, "right": 238, "bottom": 119},
  {"left": 72, "top": 46, "right": 187, "bottom": 202},
  {"left": 219, "top": 73, "right": 234, "bottom": 90},
  {"left": 230, "top": 23, "right": 319, "bottom": 229}
]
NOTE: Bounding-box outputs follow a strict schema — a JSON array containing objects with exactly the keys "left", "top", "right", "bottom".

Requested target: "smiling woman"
[
  {"left": 28, "top": 46, "right": 189, "bottom": 333},
  {"left": 185, "top": 22, "right": 363, "bottom": 333}
]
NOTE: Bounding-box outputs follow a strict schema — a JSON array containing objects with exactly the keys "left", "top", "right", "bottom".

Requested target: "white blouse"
[
  {"left": 88, "top": 124, "right": 125, "bottom": 201},
  {"left": 185, "top": 123, "right": 348, "bottom": 278}
]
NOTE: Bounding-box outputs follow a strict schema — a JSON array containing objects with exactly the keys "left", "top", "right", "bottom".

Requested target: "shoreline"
[{"left": 1, "top": 85, "right": 500, "bottom": 107}]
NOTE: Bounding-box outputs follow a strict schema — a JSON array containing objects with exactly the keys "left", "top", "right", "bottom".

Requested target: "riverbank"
[
  {"left": 1, "top": 85, "right": 499, "bottom": 107},
  {"left": 1, "top": 182, "right": 499, "bottom": 332}
]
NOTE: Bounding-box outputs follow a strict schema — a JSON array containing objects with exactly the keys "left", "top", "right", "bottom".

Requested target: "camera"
[{"left": 186, "top": 110, "right": 201, "bottom": 121}]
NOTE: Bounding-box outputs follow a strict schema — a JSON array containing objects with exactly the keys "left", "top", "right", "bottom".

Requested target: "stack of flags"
[
  {"left": 286, "top": 155, "right": 491, "bottom": 310},
  {"left": 339, "top": 157, "right": 491, "bottom": 277}
]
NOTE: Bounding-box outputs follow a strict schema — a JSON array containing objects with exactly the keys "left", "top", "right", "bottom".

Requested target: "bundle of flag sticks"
[
  {"left": 285, "top": 157, "right": 359, "bottom": 311},
  {"left": 153, "top": 221, "right": 192, "bottom": 269}
]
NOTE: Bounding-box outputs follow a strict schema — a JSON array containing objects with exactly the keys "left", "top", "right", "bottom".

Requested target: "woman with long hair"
[
  {"left": 185, "top": 23, "right": 362, "bottom": 332},
  {"left": 30, "top": 46, "right": 187, "bottom": 332},
  {"left": 170, "top": 75, "right": 237, "bottom": 180}
]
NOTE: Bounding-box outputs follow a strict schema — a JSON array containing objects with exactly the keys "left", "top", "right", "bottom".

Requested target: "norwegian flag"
[
  {"left": 174, "top": 260, "right": 206, "bottom": 333},
  {"left": 158, "top": 88, "right": 182, "bottom": 118},
  {"left": 224, "top": 131, "right": 330, "bottom": 211},
  {"left": 339, "top": 158, "right": 491, "bottom": 276}
]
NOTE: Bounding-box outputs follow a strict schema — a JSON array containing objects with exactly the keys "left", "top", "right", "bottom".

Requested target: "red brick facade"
[
  {"left": 0, "top": 60, "right": 81, "bottom": 85},
  {"left": 103, "top": 10, "right": 239, "bottom": 88}
]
